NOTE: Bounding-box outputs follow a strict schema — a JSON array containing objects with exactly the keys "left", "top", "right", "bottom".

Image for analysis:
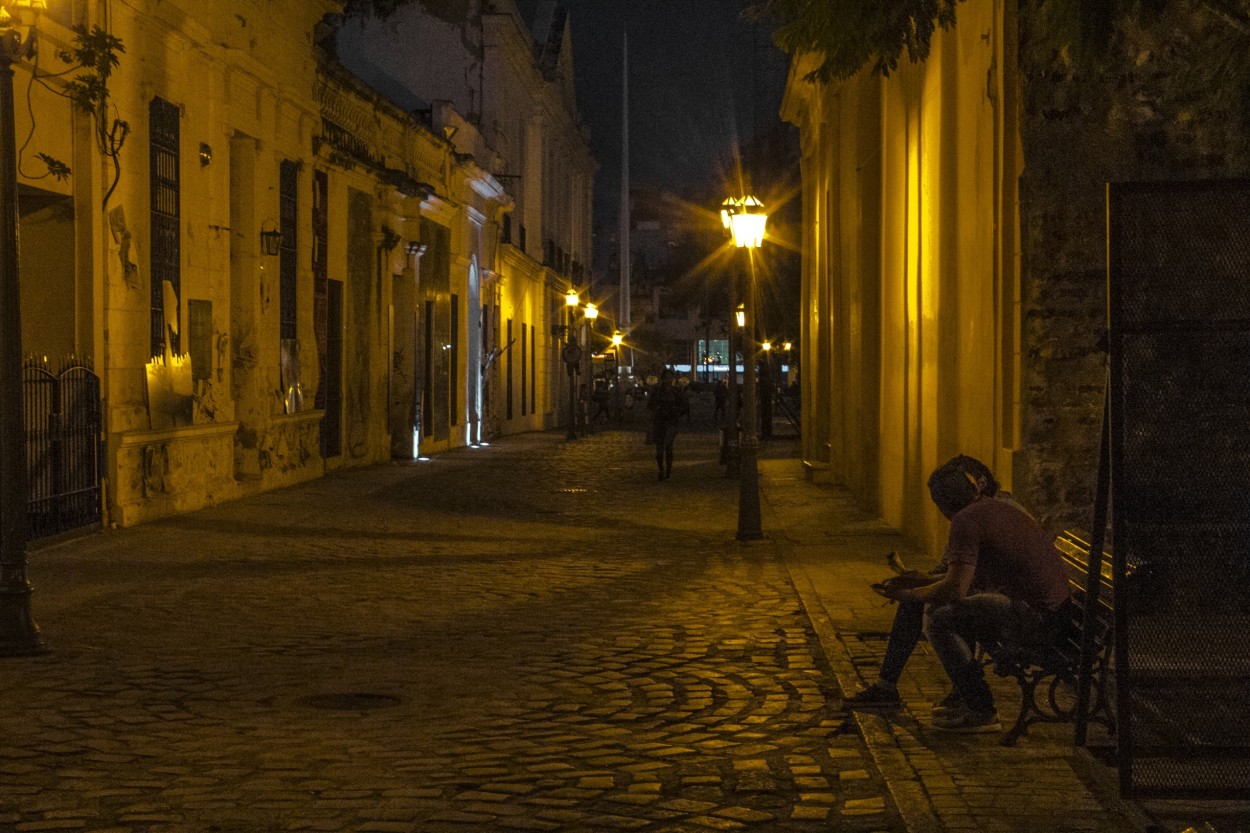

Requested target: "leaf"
[{"left": 36, "top": 153, "right": 71, "bottom": 181}]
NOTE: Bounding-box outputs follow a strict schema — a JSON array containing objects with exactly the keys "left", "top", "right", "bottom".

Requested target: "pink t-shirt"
[{"left": 943, "top": 497, "right": 1071, "bottom": 614}]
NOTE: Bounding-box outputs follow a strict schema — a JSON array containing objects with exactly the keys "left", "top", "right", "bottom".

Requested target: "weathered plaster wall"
[
  {"left": 100, "top": 0, "right": 333, "bottom": 526},
  {"left": 1015, "top": 0, "right": 1250, "bottom": 531}
]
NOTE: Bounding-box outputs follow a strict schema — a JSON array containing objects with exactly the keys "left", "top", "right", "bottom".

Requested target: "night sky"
[{"left": 554, "top": 0, "right": 791, "bottom": 223}]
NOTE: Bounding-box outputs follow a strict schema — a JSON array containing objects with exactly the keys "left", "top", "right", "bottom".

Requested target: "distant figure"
[
  {"left": 591, "top": 380, "right": 612, "bottom": 423},
  {"left": 646, "top": 369, "right": 689, "bottom": 481},
  {"left": 577, "top": 382, "right": 591, "bottom": 435},
  {"left": 713, "top": 379, "right": 728, "bottom": 422}
]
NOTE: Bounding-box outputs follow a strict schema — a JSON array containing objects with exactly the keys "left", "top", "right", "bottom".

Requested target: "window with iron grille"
[
  {"left": 149, "top": 97, "right": 180, "bottom": 357},
  {"left": 279, "top": 160, "right": 298, "bottom": 340}
]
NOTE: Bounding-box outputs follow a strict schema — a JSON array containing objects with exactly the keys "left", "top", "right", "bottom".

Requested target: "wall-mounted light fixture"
[
  {"left": 199, "top": 142, "right": 212, "bottom": 166},
  {"left": 259, "top": 220, "right": 283, "bottom": 256}
]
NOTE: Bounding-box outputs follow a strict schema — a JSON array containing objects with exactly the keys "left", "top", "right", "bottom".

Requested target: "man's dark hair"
[{"left": 927, "top": 454, "right": 999, "bottom": 517}]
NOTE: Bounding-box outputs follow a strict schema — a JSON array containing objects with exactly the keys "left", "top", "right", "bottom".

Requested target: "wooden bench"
[{"left": 981, "top": 529, "right": 1118, "bottom": 746}]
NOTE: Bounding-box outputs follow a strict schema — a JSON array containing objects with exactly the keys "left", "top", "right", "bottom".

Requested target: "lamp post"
[
  {"left": 723, "top": 194, "right": 767, "bottom": 541},
  {"left": 611, "top": 329, "right": 624, "bottom": 419},
  {"left": 562, "top": 288, "right": 580, "bottom": 439},
  {"left": 760, "top": 339, "right": 773, "bottom": 441},
  {"left": 0, "top": 0, "right": 44, "bottom": 656},
  {"left": 582, "top": 302, "right": 598, "bottom": 434},
  {"left": 722, "top": 302, "right": 744, "bottom": 472}
]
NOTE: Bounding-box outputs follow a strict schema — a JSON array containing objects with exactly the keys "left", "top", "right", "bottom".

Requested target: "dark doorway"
[{"left": 321, "top": 280, "right": 343, "bottom": 459}]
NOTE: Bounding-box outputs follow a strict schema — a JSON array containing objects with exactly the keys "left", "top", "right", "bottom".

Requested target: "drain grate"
[{"left": 300, "top": 692, "right": 402, "bottom": 711}]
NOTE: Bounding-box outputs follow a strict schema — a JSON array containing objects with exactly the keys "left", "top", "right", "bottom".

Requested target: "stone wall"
[{"left": 1015, "top": 0, "right": 1250, "bottom": 531}]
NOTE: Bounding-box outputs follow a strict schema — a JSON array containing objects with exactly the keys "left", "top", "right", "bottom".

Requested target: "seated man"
[
  {"left": 847, "top": 456, "right": 1027, "bottom": 710},
  {"left": 876, "top": 455, "right": 1071, "bottom": 733}
]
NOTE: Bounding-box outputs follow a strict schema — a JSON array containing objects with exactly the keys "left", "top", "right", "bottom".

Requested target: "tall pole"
[
  {"left": 565, "top": 303, "right": 577, "bottom": 440},
  {"left": 0, "top": 44, "right": 41, "bottom": 656},
  {"left": 618, "top": 32, "right": 630, "bottom": 375},
  {"left": 722, "top": 278, "right": 739, "bottom": 473},
  {"left": 736, "top": 248, "right": 762, "bottom": 540}
]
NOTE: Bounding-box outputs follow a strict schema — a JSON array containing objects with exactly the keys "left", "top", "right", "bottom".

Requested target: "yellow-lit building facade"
[
  {"left": 781, "top": 0, "right": 1023, "bottom": 555},
  {"left": 782, "top": 0, "right": 1250, "bottom": 556},
  {"left": 11, "top": 0, "right": 588, "bottom": 530}
]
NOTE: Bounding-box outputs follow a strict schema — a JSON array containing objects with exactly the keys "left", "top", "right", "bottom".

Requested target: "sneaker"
[
  {"left": 844, "top": 682, "right": 903, "bottom": 708},
  {"left": 932, "top": 708, "right": 1001, "bottom": 733},
  {"left": 930, "top": 690, "right": 964, "bottom": 718}
]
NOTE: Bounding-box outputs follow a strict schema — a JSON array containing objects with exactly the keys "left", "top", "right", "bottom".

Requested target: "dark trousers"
[
  {"left": 654, "top": 422, "right": 678, "bottom": 472},
  {"left": 879, "top": 600, "right": 926, "bottom": 685}
]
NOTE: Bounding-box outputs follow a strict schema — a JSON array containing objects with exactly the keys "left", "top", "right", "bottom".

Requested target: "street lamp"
[
  {"left": 582, "top": 303, "right": 598, "bottom": 431},
  {"left": 611, "top": 329, "right": 624, "bottom": 419},
  {"left": 759, "top": 340, "right": 774, "bottom": 441},
  {"left": 722, "top": 302, "right": 745, "bottom": 472},
  {"left": 724, "top": 194, "right": 768, "bottom": 541},
  {"left": 561, "top": 288, "right": 580, "bottom": 439},
  {"left": 0, "top": 0, "right": 45, "bottom": 656}
]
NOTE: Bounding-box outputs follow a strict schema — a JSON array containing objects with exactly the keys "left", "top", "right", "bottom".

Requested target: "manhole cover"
[{"left": 300, "top": 693, "right": 402, "bottom": 711}]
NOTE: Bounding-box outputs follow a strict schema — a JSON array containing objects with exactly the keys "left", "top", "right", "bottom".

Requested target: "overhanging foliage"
[
  {"left": 751, "top": 0, "right": 1183, "bottom": 83},
  {"left": 750, "top": 0, "right": 963, "bottom": 82}
]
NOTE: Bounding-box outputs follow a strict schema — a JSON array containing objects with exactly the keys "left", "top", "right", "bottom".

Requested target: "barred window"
[
  {"left": 279, "top": 160, "right": 298, "bottom": 340},
  {"left": 149, "top": 97, "right": 180, "bottom": 357}
]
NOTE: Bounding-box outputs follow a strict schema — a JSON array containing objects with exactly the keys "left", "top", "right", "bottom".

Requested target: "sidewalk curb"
[{"left": 771, "top": 524, "right": 944, "bottom": 833}]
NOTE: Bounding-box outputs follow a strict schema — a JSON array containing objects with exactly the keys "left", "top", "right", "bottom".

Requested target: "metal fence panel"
[
  {"left": 1107, "top": 179, "right": 1250, "bottom": 798},
  {"left": 24, "top": 362, "right": 60, "bottom": 539},
  {"left": 24, "top": 358, "right": 102, "bottom": 539}
]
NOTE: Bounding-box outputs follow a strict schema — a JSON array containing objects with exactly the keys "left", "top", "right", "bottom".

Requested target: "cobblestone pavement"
[{"left": 0, "top": 412, "right": 902, "bottom": 832}]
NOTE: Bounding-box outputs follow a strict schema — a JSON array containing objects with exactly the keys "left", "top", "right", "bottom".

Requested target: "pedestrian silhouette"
[
  {"left": 646, "top": 369, "right": 689, "bottom": 481},
  {"left": 713, "top": 378, "right": 727, "bottom": 422}
]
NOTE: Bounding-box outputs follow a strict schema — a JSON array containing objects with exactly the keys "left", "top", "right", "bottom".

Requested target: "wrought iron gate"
[
  {"left": 24, "top": 357, "right": 103, "bottom": 539},
  {"left": 1106, "top": 179, "right": 1250, "bottom": 798}
]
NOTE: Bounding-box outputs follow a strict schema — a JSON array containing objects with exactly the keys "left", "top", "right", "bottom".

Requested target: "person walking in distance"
[{"left": 647, "top": 369, "right": 688, "bottom": 481}]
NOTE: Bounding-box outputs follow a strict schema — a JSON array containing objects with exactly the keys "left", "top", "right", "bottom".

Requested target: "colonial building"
[
  {"left": 333, "top": 0, "right": 597, "bottom": 440},
  {"left": 12, "top": 0, "right": 592, "bottom": 532},
  {"left": 781, "top": 0, "right": 1250, "bottom": 554}
]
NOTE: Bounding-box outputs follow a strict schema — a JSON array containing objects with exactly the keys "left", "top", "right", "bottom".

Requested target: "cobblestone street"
[{"left": 0, "top": 421, "right": 902, "bottom": 832}]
